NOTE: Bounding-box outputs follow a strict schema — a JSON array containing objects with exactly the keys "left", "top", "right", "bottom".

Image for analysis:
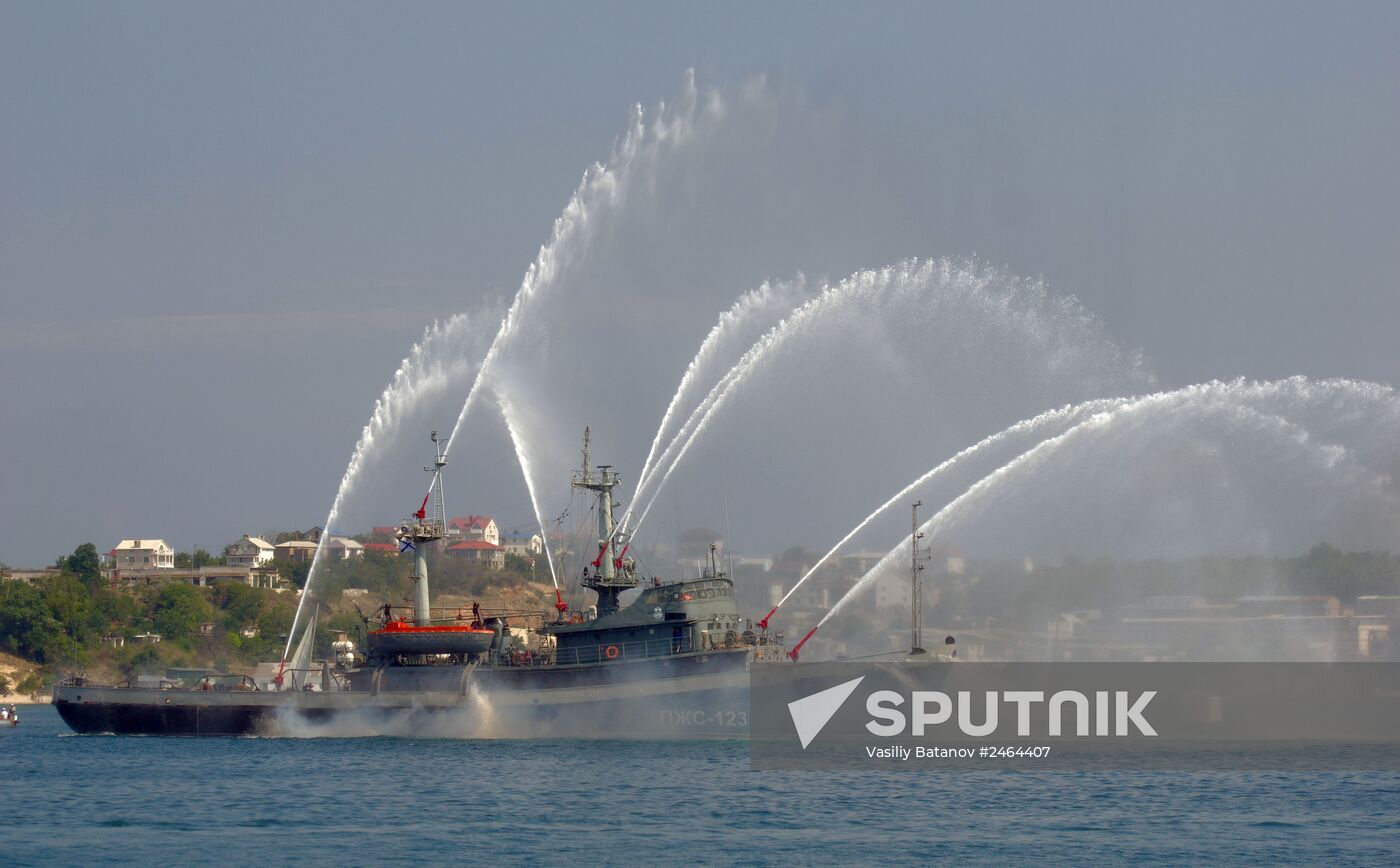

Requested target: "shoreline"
[{"left": 0, "top": 693, "right": 51, "bottom": 705}]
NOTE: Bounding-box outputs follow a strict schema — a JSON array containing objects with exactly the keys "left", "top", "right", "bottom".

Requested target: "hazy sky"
[{"left": 2, "top": 1, "right": 1397, "bottom": 567}]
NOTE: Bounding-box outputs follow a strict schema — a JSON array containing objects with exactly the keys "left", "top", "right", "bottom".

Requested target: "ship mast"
[
  {"left": 398, "top": 432, "right": 447, "bottom": 627},
  {"left": 910, "top": 500, "right": 927, "bottom": 656},
  {"left": 572, "top": 426, "right": 636, "bottom": 617}
]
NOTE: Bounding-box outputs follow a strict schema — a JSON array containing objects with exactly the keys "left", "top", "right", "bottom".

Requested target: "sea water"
[{"left": 2, "top": 705, "right": 1398, "bottom": 865}]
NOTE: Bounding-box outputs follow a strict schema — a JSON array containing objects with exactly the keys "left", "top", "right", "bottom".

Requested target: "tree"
[
  {"left": 174, "top": 547, "right": 221, "bottom": 569},
  {"left": 91, "top": 590, "right": 141, "bottom": 634},
  {"left": 0, "top": 581, "right": 63, "bottom": 661},
  {"left": 120, "top": 646, "right": 163, "bottom": 679},
  {"left": 151, "top": 584, "right": 216, "bottom": 641},
  {"left": 279, "top": 559, "right": 312, "bottom": 590},
  {"left": 678, "top": 527, "right": 724, "bottom": 560},
  {"left": 214, "top": 583, "right": 269, "bottom": 629},
  {"left": 63, "top": 543, "right": 102, "bottom": 587},
  {"left": 16, "top": 671, "right": 44, "bottom": 700},
  {"left": 256, "top": 604, "right": 297, "bottom": 648}
]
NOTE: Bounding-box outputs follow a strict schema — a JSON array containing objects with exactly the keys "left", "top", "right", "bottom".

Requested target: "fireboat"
[{"left": 52, "top": 430, "right": 789, "bottom": 736}]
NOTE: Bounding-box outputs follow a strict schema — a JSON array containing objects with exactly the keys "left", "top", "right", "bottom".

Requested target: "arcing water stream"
[
  {"left": 812, "top": 378, "right": 1400, "bottom": 638},
  {"left": 283, "top": 310, "right": 497, "bottom": 663},
  {"left": 286, "top": 71, "right": 1398, "bottom": 665}
]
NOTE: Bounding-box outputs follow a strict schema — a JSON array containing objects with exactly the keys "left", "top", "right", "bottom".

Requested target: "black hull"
[
  {"left": 54, "top": 649, "right": 756, "bottom": 738},
  {"left": 55, "top": 698, "right": 268, "bottom": 737}
]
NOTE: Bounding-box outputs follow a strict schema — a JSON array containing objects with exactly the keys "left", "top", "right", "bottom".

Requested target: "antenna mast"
[
  {"left": 572, "top": 427, "right": 636, "bottom": 617},
  {"left": 911, "top": 500, "right": 927, "bottom": 655}
]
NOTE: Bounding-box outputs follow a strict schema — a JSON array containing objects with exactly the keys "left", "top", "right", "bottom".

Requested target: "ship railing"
[
  {"left": 372, "top": 605, "right": 544, "bottom": 629},
  {"left": 550, "top": 636, "right": 697, "bottom": 667},
  {"left": 189, "top": 674, "right": 260, "bottom": 691},
  {"left": 111, "top": 679, "right": 177, "bottom": 689},
  {"left": 274, "top": 668, "right": 351, "bottom": 692}
]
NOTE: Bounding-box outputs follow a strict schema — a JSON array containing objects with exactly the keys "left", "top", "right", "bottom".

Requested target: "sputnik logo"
[{"left": 787, "top": 676, "right": 865, "bottom": 749}]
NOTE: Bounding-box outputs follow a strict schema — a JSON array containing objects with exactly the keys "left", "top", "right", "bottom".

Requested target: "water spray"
[{"left": 757, "top": 396, "right": 1132, "bottom": 629}]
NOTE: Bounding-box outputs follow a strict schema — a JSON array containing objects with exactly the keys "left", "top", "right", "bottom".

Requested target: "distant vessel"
[{"left": 53, "top": 430, "right": 789, "bottom": 736}]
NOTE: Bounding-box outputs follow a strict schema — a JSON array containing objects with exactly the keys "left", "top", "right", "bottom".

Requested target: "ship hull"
[{"left": 53, "top": 649, "right": 755, "bottom": 738}]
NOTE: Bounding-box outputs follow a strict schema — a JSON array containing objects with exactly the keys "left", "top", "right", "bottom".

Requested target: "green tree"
[
  {"left": 91, "top": 590, "right": 141, "bottom": 635},
  {"left": 279, "top": 559, "right": 312, "bottom": 590},
  {"left": 41, "top": 574, "right": 94, "bottom": 639},
  {"left": 151, "top": 584, "right": 216, "bottom": 640},
  {"left": 174, "top": 547, "right": 221, "bottom": 569},
  {"left": 16, "top": 671, "right": 45, "bottom": 700},
  {"left": 256, "top": 604, "right": 297, "bottom": 648},
  {"left": 214, "top": 583, "right": 270, "bottom": 629},
  {"left": 120, "top": 645, "right": 164, "bottom": 679},
  {"left": 62, "top": 543, "right": 103, "bottom": 587},
  {"left": 0, "top": 581, "right": 63, "bottom": 661}
]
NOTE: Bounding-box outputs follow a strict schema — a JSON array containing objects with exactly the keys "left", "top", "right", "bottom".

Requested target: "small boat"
[
  {"left": 366, "top": 603, "right": 499, "bottom": 662},
  {"left": 0, "top": 705, "right": 17, "bottom": 727}
]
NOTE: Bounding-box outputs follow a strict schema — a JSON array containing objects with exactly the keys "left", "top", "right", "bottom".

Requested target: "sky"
[{"left": 2, "top": 1, "right": 1398, "bottom": 568}]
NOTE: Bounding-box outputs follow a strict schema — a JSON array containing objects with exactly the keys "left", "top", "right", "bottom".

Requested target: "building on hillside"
[
  {"left": 117, "top": 565, "right": 286, "bottom": 590},
  {"left": 112, "top": 539, "right": 175, "bottom": 570},
  {"left": 872, "top": 548, "right": 964, "bottom": 611},
  {"left": 501, "top": 530, "right": 543, "bottom": 558},
  {"left": 275, "top": 540, "right": 319, "bottom": 562},
  {"left": 363, "top": 542, "right": 399, "bottom": 555},
  {"left": 1356, "top": 596, "right": 1400, "bottom": 617},
  {"left": 1, "top": 568, "right": 61, "bottom": 585},
  {"left": 371, "top": 526, "right": 399, "bottom": 538},
  {"left": 445, "top": 540, "right": 505, "bottom": 570},
  {"left": 1237, "top": 596, "right": 1342, "bottom": 617},
  {"left": 448, "top": 515, "right": 499, "bottom": 545},
  {"left": 225, "top": 534, "right": 276, "bottom": 568},
  {"left": 324, "top": 537, "right": 365, "bottom": 559}
]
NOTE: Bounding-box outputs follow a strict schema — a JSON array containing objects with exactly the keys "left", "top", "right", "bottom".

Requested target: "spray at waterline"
[{"left": 755, "top": 395, "right": 1135, "bottom": 629}]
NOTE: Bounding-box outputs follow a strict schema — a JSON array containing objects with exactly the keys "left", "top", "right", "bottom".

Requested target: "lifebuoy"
[{"left": 604, "top": 645, "right": 620, "bottom": 660}]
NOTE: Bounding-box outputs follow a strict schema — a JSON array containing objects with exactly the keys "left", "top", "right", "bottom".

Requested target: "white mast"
[{"left": 398, "top": 432, "right": 447, "bottom": 627}]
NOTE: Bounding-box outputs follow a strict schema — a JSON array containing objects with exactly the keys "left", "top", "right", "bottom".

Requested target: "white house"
[
  {"left": 324, "top": 537, "right": 365, "bottom": 560},
  {"left": 112, "top": 539, "right": 175, "bottom": 570},
  {"left": 448, "top": 516, "right": 499, "bottom": 546},
  {"left": 225, "top": 534, "right": 276, "bottom": 567},
  {"left": 501, "top": 530, "right": 543, "bottom": 558}
]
